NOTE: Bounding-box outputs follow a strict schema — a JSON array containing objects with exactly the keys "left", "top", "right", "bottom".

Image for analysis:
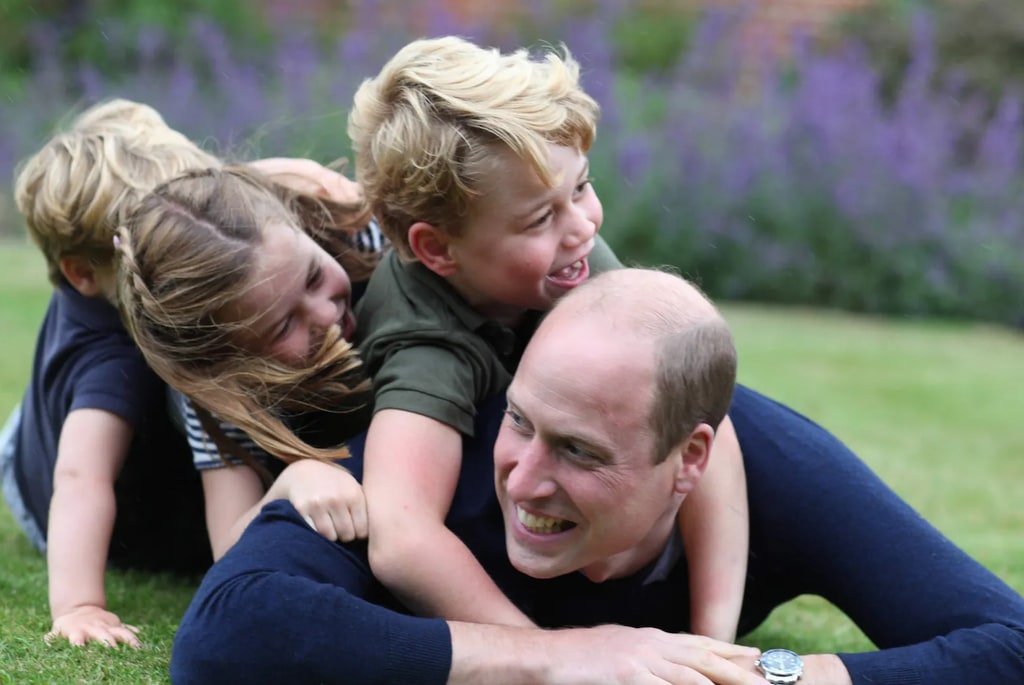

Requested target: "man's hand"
[
  {"left": 268, "top": 459, "right": 368, "bottom": 543},
  {"left": 46, "top": 605, "right": 141, "bottom": 648},
  {"left": 449, "top": 622, "right": 768, "bottom": 685},
  {"left": 550, "top": 626, "right": 766, "bottom": 685}
]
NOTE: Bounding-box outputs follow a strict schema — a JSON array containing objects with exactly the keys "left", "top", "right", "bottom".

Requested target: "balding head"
[
  {"left": 496, "top": 268, "right": 737, "bottom": 580},
  {"left": 539, "top": 268, "right": 737, "bottom": 462}
]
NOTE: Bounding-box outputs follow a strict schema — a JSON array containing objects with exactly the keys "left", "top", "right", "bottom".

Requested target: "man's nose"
[{"left": 503, "top": 441, "right": 558, "bottom": 501}]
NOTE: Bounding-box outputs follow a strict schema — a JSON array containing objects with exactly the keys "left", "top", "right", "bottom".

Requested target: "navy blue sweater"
[{"left": 171, "top": 385, "right": 1024, "bottom": 684}]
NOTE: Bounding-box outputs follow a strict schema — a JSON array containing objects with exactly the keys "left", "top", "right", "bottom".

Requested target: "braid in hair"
[{"left": 115, "top": 167, "right": 372, "bottom": 468}]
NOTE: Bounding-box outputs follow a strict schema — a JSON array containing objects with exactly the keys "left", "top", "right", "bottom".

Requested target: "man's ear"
[
  {"left": 58, "top": 255, "right": 103, "bottom": 297},
  {"left": 671, "top": 423, "right": 715, "bottom": 496},
  {"left": 408, "top": 221, "right": 457, "bottom": 277}
]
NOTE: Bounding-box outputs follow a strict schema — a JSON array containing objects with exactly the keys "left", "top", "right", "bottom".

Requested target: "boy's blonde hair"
[
  {"left": 347, "top": 36, "right": 600, "bottom": 260},
  {"left": 116, "top": 166, "right": 375, "bottom": 466},
  {"left": 14, "top": 98, "right": 220, "bottom": 285}
]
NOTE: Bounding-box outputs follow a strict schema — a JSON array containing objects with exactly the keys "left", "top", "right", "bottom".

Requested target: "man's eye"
[
  {"left": 563, "top": 443, "right": 598, "bottom": 464},
  {"left": 504, "top": 408, "right": 527, "bottom": 429}
]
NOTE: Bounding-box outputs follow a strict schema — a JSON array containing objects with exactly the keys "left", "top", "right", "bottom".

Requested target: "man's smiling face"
[{"left": 492, "top": 298, "right": 688, "bottom": 583}]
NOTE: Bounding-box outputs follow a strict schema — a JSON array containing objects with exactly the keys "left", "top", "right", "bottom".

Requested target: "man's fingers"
[
  {"left": 684, "top": 634, "right": 760, "bottom": 659},
  {"left": 664, "top": 649, "right": 765, "bottom": 685},
  {"left": 655, "top": 668, "right": 714, "bottom": 685}
]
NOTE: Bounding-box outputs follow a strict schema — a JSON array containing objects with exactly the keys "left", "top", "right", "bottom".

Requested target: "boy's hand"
[
  {"left": 269, "top": 459, "right": 368, "bottom": 543},
  {"left": 46, "top": 605, "right": 141, "bottom": 648}
]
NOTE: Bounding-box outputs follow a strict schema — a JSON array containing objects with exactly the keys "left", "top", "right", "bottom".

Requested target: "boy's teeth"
[
  {"left": 517, "top": 506, "right": 573, "bottom": 533},
  {"left": 552, "top": 260, "right": 582, "bottom": 279}
]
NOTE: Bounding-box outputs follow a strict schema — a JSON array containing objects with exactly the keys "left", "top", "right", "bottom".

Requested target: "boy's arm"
[
  {"left": 364, "top": 408, "right": 533, "bottom": 626},
  {"left": 678, "top": 415, "right": 749, "bottom": 642},
  {"left": 46, "top": 408, "right": 140, "bottom": 648}
]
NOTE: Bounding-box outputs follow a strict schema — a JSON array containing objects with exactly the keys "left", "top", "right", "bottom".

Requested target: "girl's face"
[{"left": 228, "top": 221, "right": 354, "bottom": 366}]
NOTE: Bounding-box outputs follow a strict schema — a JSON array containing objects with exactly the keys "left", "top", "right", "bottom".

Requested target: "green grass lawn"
[{"left": 1, "top": 241, "right": 1022, "bottom": 683}]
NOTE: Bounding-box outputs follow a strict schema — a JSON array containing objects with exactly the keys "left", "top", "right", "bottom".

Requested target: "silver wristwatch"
[{"left": 755, "top": 648, "right": 803, "bottom": 684}]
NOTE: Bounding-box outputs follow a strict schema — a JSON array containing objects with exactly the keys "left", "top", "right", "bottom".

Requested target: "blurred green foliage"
[
  {"left": 0, "top": 0, "right": 270, "bottom": 97},
  {"left": 610, "top": 5, "right": 697, "bottom": 74},
  {"left": 3, "top": 0, "right": 1023, "bottom": 326},
  {"left": 504, "top": 0, "right": 696, "bottom": 75},
  {"left": 837, "top": 0, "right": 1024, "bottom": 105}
]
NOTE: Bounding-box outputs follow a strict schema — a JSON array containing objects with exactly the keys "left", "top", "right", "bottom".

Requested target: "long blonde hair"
[{"left": 116, "top": 166, "right": 376, "bottom": 465}]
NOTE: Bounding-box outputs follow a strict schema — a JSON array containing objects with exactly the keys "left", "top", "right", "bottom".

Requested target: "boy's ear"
[
  {"left": 408, "top": 221, "right": 458, "bottom": 277},
  {"left": 58, "top": 255, "right": 103, "bottom": 297},
  {"left": 670, "top": 423, "right": 714, "bottom": 496}
]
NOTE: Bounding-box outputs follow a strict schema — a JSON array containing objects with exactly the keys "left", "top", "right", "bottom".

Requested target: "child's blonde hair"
[
  {"left": 116, "top": 166, "right": 376, "bottom": 466},
  {"left": 14, "top": 98, "right": 221, "bottom": 286},
  {"left": 347, "top": 36, "right": 600, "bottom": 260}
]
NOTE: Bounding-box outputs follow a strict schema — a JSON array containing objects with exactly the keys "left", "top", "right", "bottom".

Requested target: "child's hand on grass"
[
  {"left": 46, "top": 605, "right": 141, "bottom": 648},
  {"left": 267, "top": 459, "right": 368, "bottom": 543}
]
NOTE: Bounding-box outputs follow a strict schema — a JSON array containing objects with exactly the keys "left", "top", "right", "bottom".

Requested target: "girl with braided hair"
[{"left": 115, "top": 166, "right": 384, "bottom": 563}]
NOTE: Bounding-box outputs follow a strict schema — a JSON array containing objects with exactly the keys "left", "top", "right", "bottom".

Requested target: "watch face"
[{"left": 759, "top": 648, "right": 803, "bottom": 676}]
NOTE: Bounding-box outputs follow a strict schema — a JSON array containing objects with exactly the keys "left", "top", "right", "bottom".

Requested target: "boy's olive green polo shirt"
[{"left": 355, "top": 237, "right": 622, "bottom": 436}]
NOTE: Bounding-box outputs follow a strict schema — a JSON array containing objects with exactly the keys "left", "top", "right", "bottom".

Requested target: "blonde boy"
[
  {"left": 349, "top": 37, "right": 749, "bottom": 639},
  {"left": 1, "top": 100, "right": 217, "bottom": 648}
]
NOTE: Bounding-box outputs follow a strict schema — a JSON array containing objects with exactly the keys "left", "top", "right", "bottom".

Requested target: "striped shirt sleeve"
[
  {"left": 353, "top": 218, "right": 385, "bottom": 253},
  {"left": 180, "top": 396, "right": 271, "bottom": 471}
]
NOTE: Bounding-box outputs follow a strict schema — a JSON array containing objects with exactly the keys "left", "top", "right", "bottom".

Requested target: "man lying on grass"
[{"left": 160, "top": 267, "right": 1024, "bottom": 685}]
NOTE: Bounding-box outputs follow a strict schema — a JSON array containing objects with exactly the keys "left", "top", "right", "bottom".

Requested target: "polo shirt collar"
[
  {"left": 642, "top": 523, "right": 683, "bottom": 585},
  {"left": 405, "top": 260, "right": 539, "bottom": 361},
  {"left": 56, "top": 280, "right": 125, "bottom": 334}
]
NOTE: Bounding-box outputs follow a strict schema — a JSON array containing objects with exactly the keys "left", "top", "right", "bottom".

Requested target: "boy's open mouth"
[{"left": 546, "top": 258, "right": 589, "bottom": 289}]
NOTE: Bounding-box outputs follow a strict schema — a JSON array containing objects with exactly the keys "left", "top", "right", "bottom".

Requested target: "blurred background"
[{"left": 1, "top": 0, "right": 1022, "bottom": 328}]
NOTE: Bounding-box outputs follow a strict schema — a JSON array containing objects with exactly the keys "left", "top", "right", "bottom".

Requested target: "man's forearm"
[
  {"left": 449, "top": 622, "right": 767, "bottom": 685},
  {"left": 448, "top": 623, "right": 548, "bottom": 685}
]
